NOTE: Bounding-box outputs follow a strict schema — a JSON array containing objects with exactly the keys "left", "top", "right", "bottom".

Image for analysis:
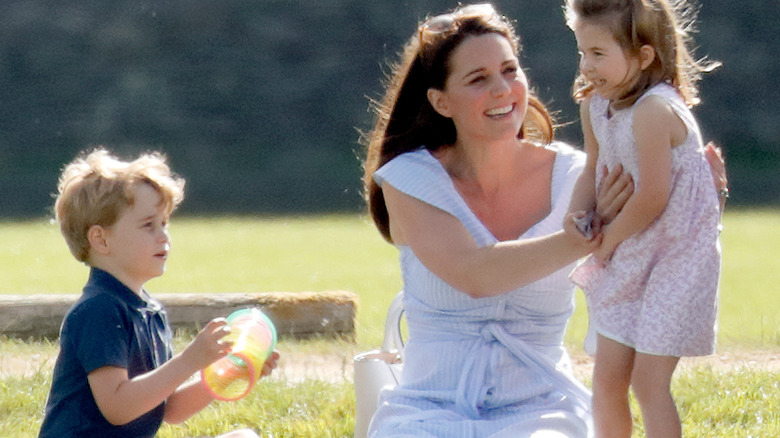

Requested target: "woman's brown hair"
[{"left": 362, "top": 4, "right": 555, "bottom": 242}]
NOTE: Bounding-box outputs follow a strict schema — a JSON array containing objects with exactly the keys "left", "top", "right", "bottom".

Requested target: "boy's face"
[{"left": 101, "top": 182, "right": 171, "bottom": 292}]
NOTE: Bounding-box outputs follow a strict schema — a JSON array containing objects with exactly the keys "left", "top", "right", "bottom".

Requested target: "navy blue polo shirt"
[{"left": 39, "top": 268, "right": 174, "bottom": 438}]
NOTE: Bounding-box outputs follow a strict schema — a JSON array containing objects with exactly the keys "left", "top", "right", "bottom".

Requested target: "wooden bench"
[{"left": 0, "top": 291, "right": 358, "bottom": 340}]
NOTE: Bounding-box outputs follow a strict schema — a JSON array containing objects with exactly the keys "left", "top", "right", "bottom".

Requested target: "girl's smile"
[{"left": 574, "top": 20, "right": 642, "bottom": 102}]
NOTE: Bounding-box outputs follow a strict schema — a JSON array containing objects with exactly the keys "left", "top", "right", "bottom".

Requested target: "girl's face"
[
  {"left": 573, "top": 19, "right": 642, "bottom": 101},
  {"left": 427, "top": 33, "right": 528, "bottom": 144}
]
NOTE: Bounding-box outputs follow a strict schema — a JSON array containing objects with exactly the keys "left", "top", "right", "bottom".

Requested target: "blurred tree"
[{"left": 0, "top": 0, "right": 775, "bottom": 217}]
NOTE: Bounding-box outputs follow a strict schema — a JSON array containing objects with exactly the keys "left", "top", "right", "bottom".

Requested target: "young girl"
[{"left": 563, "top": 0, "right": 723, "bottom": 437}]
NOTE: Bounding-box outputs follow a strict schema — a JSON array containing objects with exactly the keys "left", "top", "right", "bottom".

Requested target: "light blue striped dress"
[{"left": 369, "top": 144, "right": 592, "bottom": 438}]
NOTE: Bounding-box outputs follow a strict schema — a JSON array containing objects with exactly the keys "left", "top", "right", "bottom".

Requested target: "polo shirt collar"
[{"left": 85, "top": 268, "right": 161, "bottom": 311}]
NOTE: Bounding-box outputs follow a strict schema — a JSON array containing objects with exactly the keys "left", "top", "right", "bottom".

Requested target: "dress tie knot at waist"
[{"left": 480, "top": 324, "right": 498, "bottom": 342}]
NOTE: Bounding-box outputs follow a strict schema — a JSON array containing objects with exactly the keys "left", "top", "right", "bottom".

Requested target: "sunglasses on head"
[{"left": 418, "top": 3, "right": 498, "bottom": 51}]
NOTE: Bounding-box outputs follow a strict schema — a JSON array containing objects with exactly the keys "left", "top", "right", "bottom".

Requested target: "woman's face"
[{"left": 427, "top": 33, "right": 528, "bottom": 144}]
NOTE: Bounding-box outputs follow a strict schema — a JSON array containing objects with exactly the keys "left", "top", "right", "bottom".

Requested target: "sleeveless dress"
[
  {"left": 369, "top": 143, "right": 593, "bottom": 438},
  {"left": 570, "top": 83, "right": 721, "bottom": 357}
]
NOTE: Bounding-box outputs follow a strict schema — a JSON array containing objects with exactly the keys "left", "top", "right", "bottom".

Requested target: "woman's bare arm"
[{"left": 383, "top": 183, "right": 598, "bottom": 298}]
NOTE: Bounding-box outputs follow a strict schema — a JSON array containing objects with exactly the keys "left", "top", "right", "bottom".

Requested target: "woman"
[{"left": 361, "top": 4, "right": 726, "bottom": 437}]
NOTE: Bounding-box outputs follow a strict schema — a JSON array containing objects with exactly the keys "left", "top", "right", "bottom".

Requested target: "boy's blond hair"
[{"left": 55, "top": 148, "right": 185, "bottom": 263}]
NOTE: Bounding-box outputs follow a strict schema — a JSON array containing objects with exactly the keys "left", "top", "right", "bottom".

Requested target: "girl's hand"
[
  {"left": 182, "top": 318, "right": 232, "bottom": 371},
  {"left": 592, "top": 231, "right": 619, "bottom": 266},
  {"left": 596, "top": 164, "right": 634, "bottom": 226},
  {"left": 593, "top": 228, "right": 620, "bottom": 267}
]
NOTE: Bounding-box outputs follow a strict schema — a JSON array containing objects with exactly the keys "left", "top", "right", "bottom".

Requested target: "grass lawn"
[{"left": 1, "top": 210, "right": 779, "bottom": 437}]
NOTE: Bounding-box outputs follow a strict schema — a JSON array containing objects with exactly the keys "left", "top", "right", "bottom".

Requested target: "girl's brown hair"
[{"left": 565, "top": 0, "right": 719, "bottom": 109}]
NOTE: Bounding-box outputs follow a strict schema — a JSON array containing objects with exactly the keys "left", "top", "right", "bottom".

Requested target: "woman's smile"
[{"left": 485, "top": 103, "right": 515, "bottom": 118}]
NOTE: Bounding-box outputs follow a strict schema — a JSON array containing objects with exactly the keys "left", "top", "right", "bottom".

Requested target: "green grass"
[
  {"left": 1, "top": 210, "right": 779, "bottom": 437},
  {"left": 717, "top": 209, "right": 780, "bottom": 348},
  {"left": 0, "top": 214, "right": 403, "bottom": 346},
  {"left": 157, "top": 379, "right": 356, "bottom": 438},
  {"left": 674, "top": 367, "right": 780, "bottom": 437},
  {"left": 573, "top": 366, "right": 780, "bottom": 438}
]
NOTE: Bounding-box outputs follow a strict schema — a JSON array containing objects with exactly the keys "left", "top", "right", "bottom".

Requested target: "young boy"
[{"left": 39, "top": 149, "right": 278, "bottom": 438}]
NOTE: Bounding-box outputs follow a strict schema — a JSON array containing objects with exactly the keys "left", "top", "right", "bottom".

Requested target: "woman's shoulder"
[
  {"left": 547, "top": 141, "right": 584, "bottom": 155},
  {"left": 538, "top": 142, "right": 586, "bottom": 190},
  {"left": 374, "top": 147, "right": 444, "bottom": 184},
  {"left": 547, "top": 141, "right": 586, "bottom": 167},
  {"left": 393, "top": 147, "right": 437, "bottom": 164},
  {"left": 375, "top": 147, "right": 478, "bottom": 227}
]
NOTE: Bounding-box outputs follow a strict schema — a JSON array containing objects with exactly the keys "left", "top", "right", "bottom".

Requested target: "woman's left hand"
[
  {"left": 563, "top": 211, "right": 602, "bottom": 250},
  {"left": 705, "top": 142, "right": 728, "bottom": 210}
]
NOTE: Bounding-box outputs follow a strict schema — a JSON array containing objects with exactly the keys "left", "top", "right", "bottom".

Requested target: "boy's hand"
[
  {"left": 182, "top": 318, "right": 232, "bottom": 371},
  {"left": 259, "top": 350, "right": 281, "bottom": 378}
]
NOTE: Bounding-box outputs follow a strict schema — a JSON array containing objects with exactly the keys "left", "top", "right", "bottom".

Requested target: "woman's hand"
[
  {"left": 594, "top": 164, "right": 634, "bottom": 233},
  {"left": 705, "top": 142, "right": 728, "bottom": 211},
  {"left": 705, "top": 142, "right": 727, "bottom": 190},
  {"left": 563, "top": 211, "right": 602, "bottom": 249},
  {"left": 596, "top": 142, "right": 727, "bottom": 227}
]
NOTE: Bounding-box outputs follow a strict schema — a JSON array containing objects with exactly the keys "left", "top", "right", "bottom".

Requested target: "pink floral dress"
[{"left": 570, "top": 83, "right": 721, "bottom": 357}]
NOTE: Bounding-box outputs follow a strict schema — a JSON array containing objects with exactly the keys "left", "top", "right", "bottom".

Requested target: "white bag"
[{"left": 353, "top": 292, "right": 405, "bottom": 438}]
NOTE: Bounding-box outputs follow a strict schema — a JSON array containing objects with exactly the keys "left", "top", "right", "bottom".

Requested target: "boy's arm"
[
  {"left": 87, "top": 319, "right": 230, "bottom": 426},
  {"left": 161, "top": 378, "right": 215, "bottom": 424},
  {"left": 594, "top": 96, "right": 674, "bottom": 263},
  {"left": 163, "top": 350, "right": 280, "bottom": 424}
]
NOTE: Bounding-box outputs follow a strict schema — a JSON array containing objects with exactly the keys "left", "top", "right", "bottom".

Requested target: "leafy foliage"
[{"left": 0, "top": 0, "right": 776, "bottom": 217}]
